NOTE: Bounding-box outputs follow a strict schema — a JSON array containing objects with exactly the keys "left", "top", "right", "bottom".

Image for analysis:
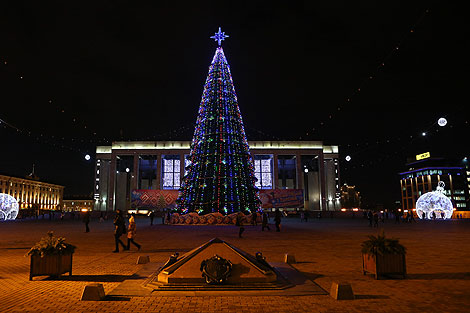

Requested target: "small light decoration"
[
  {"left": 125, "top": 168, "right": 130, "bottom": 173},
  {"left": 0, "top": 193, "right": 19, "bottom": 221},
  {"left": 422, "top": 132, "right": 426, "bottom": 136},
  {"left": 210, "top": 27, "right": 229, "bottom": 46},
  {"left": 416, "top": 182, "right": 453, "bottom": 220},
  {"left": 85, "top": 154, "right": 91, "bottom": 161},
  {"left": 438, "top": 117, "right": 447, "bottom": 127},
  {"left": 345, "top": 155, "right": 351, "bottom": 162}
]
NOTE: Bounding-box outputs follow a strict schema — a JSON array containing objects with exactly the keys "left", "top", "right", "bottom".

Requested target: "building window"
[
  {"left": 254, "top": 155, "right": 273, "bottom": 189},
  {"left": 162, "top": 155, "right": 181, "bottom": 190}
]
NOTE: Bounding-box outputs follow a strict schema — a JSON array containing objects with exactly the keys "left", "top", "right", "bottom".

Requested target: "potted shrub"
[
  {"left": 27, "top": 231, "right": 76, "bottom": 280},
  {"left": 361, "top": 232, "right": 406, "bottom": 279}
]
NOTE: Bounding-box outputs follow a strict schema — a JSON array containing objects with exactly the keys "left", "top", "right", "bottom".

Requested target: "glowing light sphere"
[
  {"left": 345, "top": 155, "right": 351, "bottom": 162},
  {"left": 84, "top": 154, "right": 91, "bottom": 161},
  {"left": 415, "top": 182, "right": 453, "bottom": 220},
  {"left": 438, "top": 117, "right": 447, "bottom": 127},
  {"left": 0, "top": 193, "right": 19, "bottom": 221},
  {"left": 125, "top": 168, "right": 130, "bottom": 173}
]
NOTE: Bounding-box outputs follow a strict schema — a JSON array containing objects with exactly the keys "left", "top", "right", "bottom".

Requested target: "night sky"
[{"left": 0, "top": 2, "right": 468, "bottom": 208}]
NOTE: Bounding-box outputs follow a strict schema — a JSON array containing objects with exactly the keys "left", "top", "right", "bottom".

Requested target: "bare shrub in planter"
[
  {"left": 361, "top": 233, "right": 406, "bottom": 279},
  {"left": 26, "top": 231, "right": 76, "bottom": 280}
]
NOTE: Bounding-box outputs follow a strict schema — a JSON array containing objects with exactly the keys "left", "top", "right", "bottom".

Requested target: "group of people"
[
  {"left": 236, "top": 208, "right": 283, "bottom": 238},
  {"left": 112, "top": 209, "right": 141, "bottom": 253}
]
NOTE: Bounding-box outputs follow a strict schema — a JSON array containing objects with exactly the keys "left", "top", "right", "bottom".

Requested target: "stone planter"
[
  {"left": 362, "top": 253, "right": 406, "bottom": 279},
  {"left": 30, "top": 253, "right": 73, "bottom": 280}
]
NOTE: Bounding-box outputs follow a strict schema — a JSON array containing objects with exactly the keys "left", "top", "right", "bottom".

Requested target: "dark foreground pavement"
[{"left": 0, "top": 216, "right": 469, "bottom": 312}]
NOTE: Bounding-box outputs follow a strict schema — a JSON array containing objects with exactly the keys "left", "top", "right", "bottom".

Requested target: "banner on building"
[
  {"left": 259, "top": 189, "right": 304, "bottom": 209},
  {"left": 131, "top": 190, "right": 179, "bottom": 210},
  {"left": 131, "top": 188, "right": 304, "bottom": 210}
]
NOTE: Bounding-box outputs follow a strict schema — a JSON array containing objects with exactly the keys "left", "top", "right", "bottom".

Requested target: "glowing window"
[
  {"left": 162, "top": 155, "right": 181, "bottom": 190},
  {"left": 254, "top": 155, "right": 273, "bottom": 189}
]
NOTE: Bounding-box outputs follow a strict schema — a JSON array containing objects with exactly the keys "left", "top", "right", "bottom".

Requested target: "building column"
[
  {"left": 156, "top": 153, "right": 161, "bottom": 189},
  {"left": 132, "top": 154, "right": 139, "bottom": 191},
  {"left": 273, "top": 154, "right": 279, "bottom": 189},
  {"left": 180, "top": 153, "right": 185, "bottom": 185},
  {"left": 108, "top": 154, "right": 117, "bottom": 211},
  {"left": 318, "top": 153, "right": 327, "bottom": 211},
  {"left": 296, "top": 153, "right": 303, "bottom": 190}
]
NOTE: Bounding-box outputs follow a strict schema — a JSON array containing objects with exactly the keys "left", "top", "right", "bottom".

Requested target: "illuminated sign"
[{"left": 416, "top": 152, "right": 431, "bottom": 160}]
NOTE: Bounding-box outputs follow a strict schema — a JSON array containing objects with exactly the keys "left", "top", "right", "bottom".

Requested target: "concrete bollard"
[
  {"left": 284, "top": 253, "right": 296, "bottom": 264},
  {"left": 80, "top": 283, "right": 105, "bottom": 301},
  {"left": 137, "top": 255, "right": 150, "bottom": 264},
  {"left": 330, "top": 281, "right": 354, "bottom": 300}
]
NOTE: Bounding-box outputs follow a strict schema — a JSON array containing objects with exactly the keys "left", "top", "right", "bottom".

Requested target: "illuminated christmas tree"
[{"left": 176, "top": 28, "right": 260, "bottom": 215}]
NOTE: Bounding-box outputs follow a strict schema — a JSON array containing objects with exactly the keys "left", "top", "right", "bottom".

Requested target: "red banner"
[
  {"left": 259, "top": 189, "right": 304, "bottom": 209},
  {"left": 131, "top": 190, "right": 179, "bottom": 209},
  {"left": 131, "top": 189, "right": 304, "bottom": 209}
]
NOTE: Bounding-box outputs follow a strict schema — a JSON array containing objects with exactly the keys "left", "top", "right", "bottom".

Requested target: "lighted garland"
[
  {"left": 415, "top": 182, "right": 454, "bottom": 219},
  {"left": 0, "top": 193, "right": 19, "bottom": 221},
  {"left": 176, "top": 29, "right": 260, "bottom": 215}
]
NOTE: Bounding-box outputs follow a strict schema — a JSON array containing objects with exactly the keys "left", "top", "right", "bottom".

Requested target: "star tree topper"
[{"left": 210, "top": 27, "right": 229, "bottom": 46}]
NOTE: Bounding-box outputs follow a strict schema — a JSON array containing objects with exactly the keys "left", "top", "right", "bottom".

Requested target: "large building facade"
[
  {"left": 94, "top": 141, "right": 340, "bottom": 212},
  {"left": 399, "top": 155, "right": 470, "bottom": 212},
  {"left": 0, "top": 174, "right": 64, "bottom": 210}
]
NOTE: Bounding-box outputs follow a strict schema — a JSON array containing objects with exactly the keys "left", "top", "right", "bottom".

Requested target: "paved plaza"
[{"left": 0, "top": 216, "right": 469, "bottom": 312}]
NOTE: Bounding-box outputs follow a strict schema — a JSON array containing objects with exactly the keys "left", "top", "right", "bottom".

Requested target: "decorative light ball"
[
  {"left": 345, "top": 155, "right": 351, "bottom": 162},
  {"left": 85, "top": 154, "right": 91, "bottom": 161},
  {"left": 0, "top": 193, "right": 19, "bottom": 221},
  {"left": 438, "top": 117, "right": 447, "bottom": 127},
  {"left": 125, "top": 168, "right": 130, "bottom": 173},
  {"left": 422, "top": 132, "right": 426, "bottom": 136},
  {"left": 415, "top": 182, "right": 453, "bottom": 219}
]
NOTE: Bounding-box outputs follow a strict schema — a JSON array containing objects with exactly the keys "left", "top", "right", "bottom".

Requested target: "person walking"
[
  {"left": 261, "top": 211, "right": 270, "bottom": 231},
  {"left": 236, "top": 212, "right": 245, "bottom": 238},
  {"left": 149, "top": 211, "right": 155, "bottom": 226},
  {"left": 252, "top": 211, "right": 258, "bottom": 226},
  {"left": 83, "top": 210, "right": 90, "bottom": 233},
  {"left": 305, "top": 210, "right": 309, "bottom": 222},
  {"left": 166, "top": 210, "right": 171, "bottom": 225},
  {"left": 127, "top": 213, "right": 141, "bottom": 251},
  {"left": 300, "top": 211, "right": 304, "bottom": 222},
  {"left": 274, "top": 208, "right": 282, "bottom": 232},
  {"left": 367, "top": 210, "right": 373, "bottom": 227},
  {"left": 373, "top": 212, "right": 379, "bottom": 228},
  {"left": 113, "top": 209, "right": 127, "bottom": 253}
]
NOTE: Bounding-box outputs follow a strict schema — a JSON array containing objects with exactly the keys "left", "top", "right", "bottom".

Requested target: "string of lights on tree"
[{"left": 176, "top": 28, "right": 260, "bottom": 215}]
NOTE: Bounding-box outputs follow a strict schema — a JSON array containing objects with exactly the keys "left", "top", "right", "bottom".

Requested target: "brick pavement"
[{"left": 0, "top": 216, "right": 469, "bottom": 312}]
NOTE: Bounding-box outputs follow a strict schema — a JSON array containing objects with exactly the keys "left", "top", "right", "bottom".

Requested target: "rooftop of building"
[{"left": 96, "top": 140, "right": 339, "bottom": 154}]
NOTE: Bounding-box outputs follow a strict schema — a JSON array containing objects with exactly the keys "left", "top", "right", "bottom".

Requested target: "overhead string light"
[{"left": 301, "top": 8, "right": 432, "bottom": 139}]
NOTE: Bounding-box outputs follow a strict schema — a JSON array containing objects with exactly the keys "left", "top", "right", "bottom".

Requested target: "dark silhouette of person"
[
  {"left": 367, "top": 210, "right": 373, "bottom": 227},
  {"left": 373, "top": 212, "right": 379, "bottom": 227},
  {"left": 274, "top": 208, "right": 282, "bottom": 232},
  {"left": 113, "top": 209, "right": 127, "bottom": 253},
  {"left": 127, "top": 213, "right": 141, "bottom": 250},
  {"left": 252, "top": 211, "right": 257, "bottom": 226},
  {"left": 166, "top": 210, "right": 171, "bottom": 224},
  {"left": 304, "top": 210, "right": 309, "bottom": 222},
  {"left": 149, "top": 211, "right": 155, "bottom": 226},
  {"left": 236, "top": 212, "right": 245, "bottom": 238},
  {"left": 83, "top": 210, "right": 90, "bottom": 233},
  {"left": 261, "top": 212, "right": 270, "bottom": 231}
]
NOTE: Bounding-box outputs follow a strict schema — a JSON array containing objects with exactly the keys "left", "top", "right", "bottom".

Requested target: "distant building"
[
  {"left": 399, "top": 154, "right": 469, "bottom": 212},
  {"left": 340, "top": 184, "right": 361, "bottom": 210},
  {"left": 0, "top": 174, "right": 64, "bottom": 210},
  {"left": 93, "top": 141, "right": 341, "bottom": 212},
  {"left": 63, "top": 200, "right": 93, "bottom": 212}
]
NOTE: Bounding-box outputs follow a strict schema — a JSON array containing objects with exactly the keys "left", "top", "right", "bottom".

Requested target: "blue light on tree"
[
  {"left": 0, "top": 193, "right": 19, "bottom": 221},
  {"left": 415, "top": 182, "right": 454, "bottom": 219}
]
